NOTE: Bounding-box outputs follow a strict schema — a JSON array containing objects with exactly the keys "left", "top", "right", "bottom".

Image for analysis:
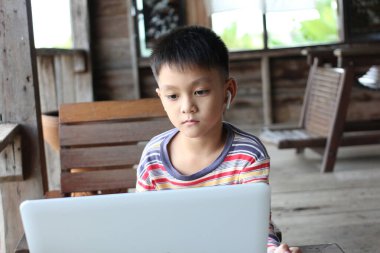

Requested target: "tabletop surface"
[{"left": 15, "top": 233, "right": 344, "bottom": 253}]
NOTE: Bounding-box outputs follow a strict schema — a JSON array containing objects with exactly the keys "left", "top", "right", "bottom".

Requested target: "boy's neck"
[
  {"left": 176, "top": 124, "right": 225, "bottom": 154},
  {"left": 168, "top": 123, "right": 227, "bottom": 176}
]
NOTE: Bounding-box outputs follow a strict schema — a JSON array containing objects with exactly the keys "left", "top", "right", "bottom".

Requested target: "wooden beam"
[
  {"left": 126, "top": 0, "right": 140, "bottom": 98},
  {"left": 0, "top": 0, "right": 45, "bottom": 252},
  {"left": 261, "top": 56, "right": 273, "bottom": 125},
  {"left": 70, "top": 0, "right": 94, "bottom": 102}
]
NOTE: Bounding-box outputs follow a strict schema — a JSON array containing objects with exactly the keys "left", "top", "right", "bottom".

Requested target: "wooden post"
[
  {"left": 0, "top": 0, "right": 45, "bottom": 252},
  {"left": 126, "top": 0, "right": 140, "bottom": 98},
  {"left": 70, "top": 0, "right": 94, "bottom": 102},
  {"left": 186, "top": 0, "right": 210, "bottom": 27},
  {"left": 261, "top": 56, "right": 273, "bottom": 125}
]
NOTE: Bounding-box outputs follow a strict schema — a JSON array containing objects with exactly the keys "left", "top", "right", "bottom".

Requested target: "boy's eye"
[
  {"left": 166, "top": 94, "right": 178, "bottom": 100},
  {"left": 194, "top": 90, "right": 209, "bottom": 96}
]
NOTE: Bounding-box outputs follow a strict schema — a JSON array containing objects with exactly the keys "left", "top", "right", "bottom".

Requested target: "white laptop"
[{"left": 20, "top": 183, "right": 270, "bottom": 253}]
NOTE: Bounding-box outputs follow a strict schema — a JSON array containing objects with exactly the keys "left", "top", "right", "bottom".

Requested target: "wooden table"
[
  {"left": 16, "top": 233, "right": 344, "bottom": 253},
  {"left": 298, "top": 243, "right": 345, "bottom": 253}
]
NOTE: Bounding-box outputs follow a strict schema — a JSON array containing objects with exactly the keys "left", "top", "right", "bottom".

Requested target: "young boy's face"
[{"left": 156, "top": 64, "right": 231, "bottom": 139}]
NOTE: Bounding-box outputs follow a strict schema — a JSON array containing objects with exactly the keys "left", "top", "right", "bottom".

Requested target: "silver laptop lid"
[{"left": 20, "top": 183, "right": 270, "bottom": 253}]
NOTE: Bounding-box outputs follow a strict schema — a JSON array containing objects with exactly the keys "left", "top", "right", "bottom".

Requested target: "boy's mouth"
[{"left": 182, "top": 119, "right": 199, "bottom": 125}]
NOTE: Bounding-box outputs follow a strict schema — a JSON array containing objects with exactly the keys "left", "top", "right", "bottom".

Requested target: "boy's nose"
[{"left": 181, "top": 97, "right": 197, "bottom": 113}]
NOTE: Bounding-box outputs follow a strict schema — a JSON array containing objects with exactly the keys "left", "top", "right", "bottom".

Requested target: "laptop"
[{"left": 20, "top": 183, "right": 270, "bottom": 253}]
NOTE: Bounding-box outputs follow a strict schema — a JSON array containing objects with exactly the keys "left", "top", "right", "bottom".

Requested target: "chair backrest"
[
  {"left": 59, "top": 98, "right": 172, "bottom": 195},
  {"left": 299, "top": 59, "right": 346, "bottom": 137}
]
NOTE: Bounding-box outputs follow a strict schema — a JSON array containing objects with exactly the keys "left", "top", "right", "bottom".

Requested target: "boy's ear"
[
  {"left": 155, "top": 88, "right": 161, "bottom": 98},
  {"left": 225, "top": 78, "right": 238, "bottom": 104}
]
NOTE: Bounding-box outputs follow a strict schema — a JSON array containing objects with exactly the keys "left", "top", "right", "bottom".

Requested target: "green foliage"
[
  {"left": 220, "top": 22, "right": 262, "bottom": 50},
  {"left": 298, "top": 0, "right": 339, "bottom": 43},
  {"left": 269, "top": 0, "right": 339, "bottom": 47},
  {"left": 217, "top": 0, "right": 339, "bottom": 50}
]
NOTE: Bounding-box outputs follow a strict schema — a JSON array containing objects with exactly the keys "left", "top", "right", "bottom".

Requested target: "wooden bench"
[
  {"left": 58, "top": 98, "right": 172, "bottom": 196},
  {"left": 260, "top": 59, "right": 380, "bottom": 172}
]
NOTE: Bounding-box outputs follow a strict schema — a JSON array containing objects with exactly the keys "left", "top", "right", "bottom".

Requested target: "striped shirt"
[{"left": 136, "top": 122, "right": 281, "bottom": 251}]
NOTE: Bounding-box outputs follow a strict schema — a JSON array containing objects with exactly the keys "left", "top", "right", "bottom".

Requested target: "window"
[
  {"left": 134, "top": 0, "right": 185, "bottom": 57},
  {"left": 31, "top": 0, "right": 73, "bottom": 49},
  {"left": 210, "top": 0, "right": 341, "bottom": 51},
  {"left": 211, "top": 9, "right": 264, "bottom": 51}
]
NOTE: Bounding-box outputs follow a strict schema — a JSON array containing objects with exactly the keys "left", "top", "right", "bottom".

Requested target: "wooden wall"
[
  {"left": 89, "top": 0, "right": 139, "bottom": 100},
  {"left": 271, "top": 56, "right": 309, "bottom": 124},
  {"left": 37, "top": 49, "right": 93, "bottom": 113},
  {"left": 88, "top": 0, "right": 380, "bottom": 128},
  {"left": 224, "top": 59, "right": 263, "bottom": 126},
  {"left": 88, "top": 0, "right": 210, "bottom": 101}
]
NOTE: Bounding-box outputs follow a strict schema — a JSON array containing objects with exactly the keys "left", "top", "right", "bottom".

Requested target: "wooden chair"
[
  {"left": 260, "top": 59, "right": 380, "bottom": 173},
  {"left": 261, "top": 59, "right": 347, "bottom": 173}
]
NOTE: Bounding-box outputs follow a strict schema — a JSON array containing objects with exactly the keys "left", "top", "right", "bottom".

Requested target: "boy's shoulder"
[
  {"left": 143, "top": 127, "right": 177, "bottom": 152},
  {"left": 226, "top": 122, "right": 263, "bottom": 143},
  {"left": 225, "top": 123, "right": 269, "bottom": 159}
]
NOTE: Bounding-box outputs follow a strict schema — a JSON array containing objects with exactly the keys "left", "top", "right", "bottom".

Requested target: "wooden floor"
[{"left": 266, "top": 143, "right": 380, "bottom": 253}]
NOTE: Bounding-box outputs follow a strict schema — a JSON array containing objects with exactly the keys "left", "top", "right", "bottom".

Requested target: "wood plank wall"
[
  {"left": 89, "top": 0, "right": 139, "bottom": 100},
  {"left": 37, "top": 49, "right": 93, "bottom": 113},
  {"left": 271, "top": 56, "right": 310, "bottom": 124},
  {"left": 224, "top": 59, "right": 264, "bottom": 126},
  {"left": 89, "top": 0, "right": 380, "bottom": 127}
]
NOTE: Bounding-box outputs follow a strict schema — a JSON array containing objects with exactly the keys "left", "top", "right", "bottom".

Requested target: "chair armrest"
[{"left": 262, "top": 124, "right": 301, "bottom": 132}]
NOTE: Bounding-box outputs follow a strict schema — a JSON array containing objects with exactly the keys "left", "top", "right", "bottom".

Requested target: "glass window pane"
[
  {"left": 135, "top": 0, "right": 184, "bottom": 57},
  {"left": 266, "top": 0, "right": 340, "bottom": 48},
  {"left": 211, "top": 10, "right": 264, "bottom": 51},
  {"left": 31, "top": 0, "right": 72, "bottom": 49}
]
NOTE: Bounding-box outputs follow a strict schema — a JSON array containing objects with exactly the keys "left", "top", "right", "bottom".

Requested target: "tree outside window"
[{"left": 210, "top": 0, "right": 340, "bottom": 51}]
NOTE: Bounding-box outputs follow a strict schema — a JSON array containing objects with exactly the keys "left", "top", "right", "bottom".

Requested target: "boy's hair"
[{"left": 150, "top": 26, "right": 229, "bottom": 80}]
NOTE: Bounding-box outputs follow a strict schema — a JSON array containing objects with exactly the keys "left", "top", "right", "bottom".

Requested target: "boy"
[{"left": 136, "top": 26, "right": 300, "bottom": 253}]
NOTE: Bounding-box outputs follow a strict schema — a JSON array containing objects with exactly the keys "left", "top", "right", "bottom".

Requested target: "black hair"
[{"left": 150, "top": 26, "right": 229, "bottom": 80}]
